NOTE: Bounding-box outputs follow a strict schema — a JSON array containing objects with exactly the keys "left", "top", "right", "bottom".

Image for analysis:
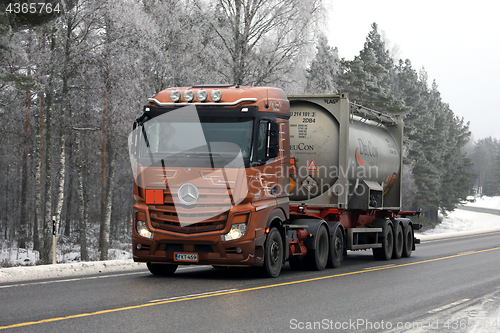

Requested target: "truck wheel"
[
  {"left": 262, "top": 228, "right": 283, "bottom": 278},
  {"left": 147, "top": 262, "right": 178, "bottom": 276},
  {"left": 306, "top": 224, "right": 329, "bottom": 271},
  {"left": 373, "top": 223, "right": 393, "bottom": 260},
  {"left": 392, "top": 223, "right": 403, "bottom": 259},
  {"left": 402, "top": 225, "right": 413, "bottom": 258},
  {"left": 327, "top": 224, "right": 344, "bottom": 268}
]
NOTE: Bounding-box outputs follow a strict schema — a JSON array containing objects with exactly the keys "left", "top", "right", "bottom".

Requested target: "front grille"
[
  {"left": 147, "top": 184, "right": 235, "bottom": 234},
  {"left": 149, "top": 200, "right": 231, "bottom": 234}
]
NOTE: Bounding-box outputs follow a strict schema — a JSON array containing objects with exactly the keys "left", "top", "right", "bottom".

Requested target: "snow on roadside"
[
  {"left": 0, "top": 260, "right": 146, "bottom": 284},
  {"left": 465, "top": 195, "right": 500, "bottom": 209},
  {"left": 0, "top": 240, "right": 133, "bottom": 267},
  {"left": 418, "top": 210, "right": 500, "bottom": 235},
  {"left": 415, "top": 196, "right": 500, "bottom": 241}
]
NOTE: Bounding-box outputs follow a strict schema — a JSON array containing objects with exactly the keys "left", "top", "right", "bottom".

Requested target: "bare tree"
[{"left": 205, "top": 0, "right": 322, "bottom": 85}]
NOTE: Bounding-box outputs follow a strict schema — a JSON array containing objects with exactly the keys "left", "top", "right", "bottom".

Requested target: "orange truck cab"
[{"left": 130, "top": 85, "right": 291, "bottom": 277}]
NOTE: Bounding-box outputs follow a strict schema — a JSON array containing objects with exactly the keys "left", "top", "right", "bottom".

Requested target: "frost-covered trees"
[
  {"left": 0, "top": 0, "right": 324, "bottom": 263},
  {"left": 207, "top": 0, "right": 321, "bottom": 85},
  {"left": 305, "top": 34, "right": 339, "bottom": 94},
  {"left": 472, "top": 138, "right": 500, "bottom": 196},
  {"left": 0, "top": 4, "right": 479, "bottom": 263}
]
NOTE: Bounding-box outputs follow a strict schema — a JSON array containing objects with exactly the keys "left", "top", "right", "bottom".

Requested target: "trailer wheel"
[
  {"left": 306, "top": 224, "right": 329, "bottom": 271},
  {"left": 327, "top": 224, "right": 344, "bottom": 268},
  {"left": 392, "top": 223, "right": 403, "bottom": 259},
  {"left": 373, "top": 223, "right": 393, "bottom": 260},
  {"left": 262, "top": 228, "right": 283, "bottom": 278},
  {"left": 147, "top": 262, "right": 178, "bottom": 276},
  {"left": 402, "top": 225, "right": 413, "bottom": 258}
]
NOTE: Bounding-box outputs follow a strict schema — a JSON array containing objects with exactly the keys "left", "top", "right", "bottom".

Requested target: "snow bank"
[
  {"left": 416, "top": 196, "right": 500, "bottom": 241},
  {"left": 465, "top": 195, "right": 500, "bottom": 209},
  {"left": 0, "top": 259, "right": 146, "bottom": 284}
]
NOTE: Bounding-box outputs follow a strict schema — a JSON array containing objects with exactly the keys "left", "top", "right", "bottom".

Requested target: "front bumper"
[{"left": 132, "top": 232, "right": 266, "bottom": 267}]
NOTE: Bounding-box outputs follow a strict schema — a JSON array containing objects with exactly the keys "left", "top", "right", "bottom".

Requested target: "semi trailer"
[{"left": 128, "top": 85, "right": 421, "bottom": 278}]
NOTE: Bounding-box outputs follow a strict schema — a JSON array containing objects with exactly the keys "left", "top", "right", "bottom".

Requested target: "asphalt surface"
[{"left": 1, "top": 230, "right": 500, "bottom": 332}]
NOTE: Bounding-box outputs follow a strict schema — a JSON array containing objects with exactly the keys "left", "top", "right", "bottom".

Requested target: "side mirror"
[{"left": 268, "top": 121, "right": 279, "bottom": 159}]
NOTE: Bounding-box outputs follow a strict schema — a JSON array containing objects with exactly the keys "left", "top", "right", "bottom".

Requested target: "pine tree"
[
  {"left": 438, "top": 111, "right": 472, "bottom": 211},
  {"left": 305, "top": 34, "right": 339, "bottom": 94},
  {"left": 337, "top": 23, "right": 405, "bottom": 113}
]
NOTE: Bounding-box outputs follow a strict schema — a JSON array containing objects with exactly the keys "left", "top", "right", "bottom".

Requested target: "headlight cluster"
[
  {"left": 222, "top": 223, "right": 247, "bottom": 242},
  {"left": 137, "top": 220, "right": 154, "bottom": 239},
  {"left": 169, "top": 89, "right": 222, "bottom": 103},
  {"left": 136, "top": 211, "right": 154, "bottom": 239}
]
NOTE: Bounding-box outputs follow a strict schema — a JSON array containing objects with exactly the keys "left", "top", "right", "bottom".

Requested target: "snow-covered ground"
[
  {"left": 0, "top": 246, "right": 132, "bottom": 268},
  {"left": 465, "top": 195, "right": 500, "bottom": 209},
  {"left": 416, "top": 196, "right": 500, "bottom": 240},
  {"left": 1, "top": 196, "right": 499, "bottom": 284}
]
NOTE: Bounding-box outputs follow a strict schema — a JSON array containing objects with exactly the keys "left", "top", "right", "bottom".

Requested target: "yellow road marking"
[{"left": 2, "top": 246, "right": 500, "bottom": 330}]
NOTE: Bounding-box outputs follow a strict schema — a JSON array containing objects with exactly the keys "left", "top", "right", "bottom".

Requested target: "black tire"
[
  {"left": 306, "top": 224, "right": 329, "bottom": 271},
  {"left": 402, "top": 225, "right": 413, "bottom": 258},
  {"left": 262, "top": 228, "right": 283, "bottom": 278},
  {"left": 327, "top": 224, "right": 344, "bottom": 268},
  {"left": 392, "top": 223, "right": 403, "bottom": 259},
  {"left": 373, "top": 223, "right": 394, "bottom": 260},
  {"left": 147, "top": 262, "right": 178, "bottom": 276}
]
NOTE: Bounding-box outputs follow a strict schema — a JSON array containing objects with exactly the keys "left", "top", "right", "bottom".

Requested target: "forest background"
[{"left": 1, "top": 0, "right": 498, "bottom": 265}]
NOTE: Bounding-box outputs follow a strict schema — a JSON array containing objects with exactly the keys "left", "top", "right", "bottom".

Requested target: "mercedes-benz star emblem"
[{"left": 178, "top": 183, "right": 199, "bottom": 205}]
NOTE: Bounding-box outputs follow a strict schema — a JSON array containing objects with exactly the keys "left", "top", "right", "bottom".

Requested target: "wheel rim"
[
  {"left": 334, "top": 232, "right": 342, "bottom": 257},
  {"left": 270, "top": 240, "right": 280, "bottom": 264}
]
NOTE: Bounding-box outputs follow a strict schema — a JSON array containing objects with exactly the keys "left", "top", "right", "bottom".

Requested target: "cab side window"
[{"left": 257, "top": 121, "right": 268, "bottom": 161}]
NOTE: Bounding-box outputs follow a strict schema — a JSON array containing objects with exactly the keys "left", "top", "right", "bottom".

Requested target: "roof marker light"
[
  {"left": 210, "top": 89, "right": 222, "bottom": 102},
  {"left": 183, "top": 89, "right": 194, "bottom": 102},
  {"left": 196, "top": 89, "right": 208, "bottom": 102},
  {"left": 170, "top": 90, "right": 181, "bottom": 102}
]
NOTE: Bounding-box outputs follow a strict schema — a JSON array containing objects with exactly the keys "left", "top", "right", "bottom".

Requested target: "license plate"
[{"left": 174, "top": 253, "right": 198, "bottom": 262}]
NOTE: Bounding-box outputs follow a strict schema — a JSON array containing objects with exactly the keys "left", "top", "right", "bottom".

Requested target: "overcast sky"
[{"left": 326, "top": 0, "right": 500, "bottom": 141}]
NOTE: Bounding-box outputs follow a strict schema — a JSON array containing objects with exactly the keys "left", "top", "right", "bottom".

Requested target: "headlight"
[
  {"left": 210, "top": 89, "right": 222, "bottom": 102},
  {"left": 196, "top": 89, "right": 208, "bottom": 102},
  {"left": 222, "top": 223, "right": 247, "bottom": 241},
  {"left": 170, "top": 90, "right": 181, "bottom": 102},
  {"left": 136, "top": 220, "right": 154, "bottom": 239},
  {"left": 183, "top": 89, "right": 194, "bottom": 102}
]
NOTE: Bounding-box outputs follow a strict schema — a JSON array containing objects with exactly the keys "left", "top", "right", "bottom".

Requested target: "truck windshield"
[{"left": 137, "top": 109, "right": 253, "bottom": 168}]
